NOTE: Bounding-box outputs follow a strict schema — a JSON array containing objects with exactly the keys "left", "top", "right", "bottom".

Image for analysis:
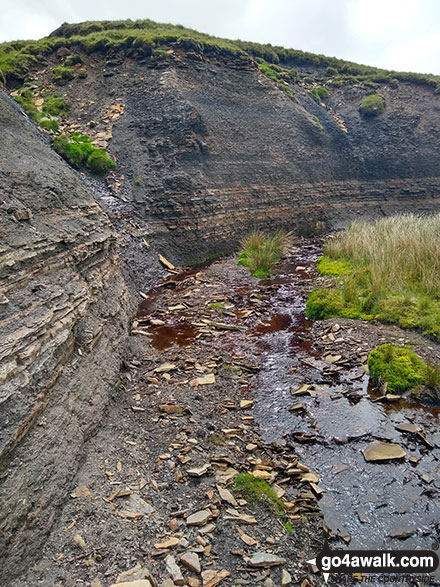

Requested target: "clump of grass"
[
  {"left": 87, "top": 149, "right": 115, "bottom": 174},
  {"left": 63, "top": 54, "right": 83, "bottom": 66},
  {"left": 368, "top": 344, "right": 426, "bottom": 393},
  {"left": 306, "top": 214, "right": 440, "bottom": 341},
  {"left": 52, "top": 65, "right": 75, "bottom": 82},
  {"left": 233, "top": 473, "right": 285, "bottom": 518},
  {"left": 257, "top": 61, "right": 297, "bottom": 97},
  {"left": 54, "top": 132, "right": 115, "bottom": 174},
  {"left": 15, "top": 87, "right": 67, "bottom": 132},
  {"left": 424, "top": 361, "right": 440, "bottom": 389},
  {"left": 359, "top": 94, "right": 385, "bottom": 116},
  {"left": 238, "top": 230, "right": 287, "bottom": 278},
  {"left": 309, "top": 86, "right": 329, "bottom": 103}
]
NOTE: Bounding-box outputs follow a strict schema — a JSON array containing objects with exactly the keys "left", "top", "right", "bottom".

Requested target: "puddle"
[
  {"left": 252, "top": 245, "right": 440, "bottom": 558},
  {"left": 149, "top": 323, "right": 197, "bottom": 350}
]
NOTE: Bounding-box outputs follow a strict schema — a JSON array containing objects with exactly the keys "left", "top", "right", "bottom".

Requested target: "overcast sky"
[{"left": 1, "top": 0, "right": 440, "bottom": 74}]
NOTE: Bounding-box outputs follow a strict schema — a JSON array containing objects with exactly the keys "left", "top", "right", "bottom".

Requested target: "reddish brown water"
[{"left": 149, "top": 323, "right": 197, "bottom": 351}]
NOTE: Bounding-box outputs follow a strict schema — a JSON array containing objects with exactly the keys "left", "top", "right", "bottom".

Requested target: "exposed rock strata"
[{"left": 0, "top": 93, "right": 131, "bottom": 581}]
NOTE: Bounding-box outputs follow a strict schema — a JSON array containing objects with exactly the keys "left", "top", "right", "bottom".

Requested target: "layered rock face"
[
  {"left": 0, "top": 93, "right": 131, "bottom": 581},
  {"left": 41, "top": 51, "right": 440, "bottom": 271}
]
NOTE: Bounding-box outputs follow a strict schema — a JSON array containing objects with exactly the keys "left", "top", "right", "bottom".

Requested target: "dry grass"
[
  {"left": 326, "top": 214, "right": 440, "bottom": 298},
  {"left": 307, "top": 214, "right": 440, "bottom": 340},
  {"left": 238, "top": 230, "right": 289, "bottom": 278}
]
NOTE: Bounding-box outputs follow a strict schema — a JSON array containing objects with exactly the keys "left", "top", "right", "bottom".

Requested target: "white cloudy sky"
[{"left": 1, "top": 0, "right": 439, "bottom": 74}]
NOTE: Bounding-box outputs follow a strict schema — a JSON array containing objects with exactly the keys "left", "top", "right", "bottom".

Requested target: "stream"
[{"left": 252, "top": 245, "right": 440, "bottom": 563}]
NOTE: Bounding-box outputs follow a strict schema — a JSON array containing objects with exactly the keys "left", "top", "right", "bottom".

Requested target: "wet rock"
[
  {"left": 363, "top": 441, "right": 406, "bottom": 462},
  {"left": 180, "top": 551, "right": 201, "bottom": 574},
  {"left": 389, "top": 527, "right": 417, "bottom": 539},
  {"left": 165, "top": 555, "right": 184, "bottom": 585},
  {"left": 249, "top": 552, "right": 286, "bottom": 567},
  {"left": 186, "top": 510, "right": 212, "bottom": 526}
]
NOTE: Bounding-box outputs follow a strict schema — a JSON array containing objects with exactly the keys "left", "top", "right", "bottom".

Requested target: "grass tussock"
[
  {"left": 54, "top": 132, "right": 115, "bottom": 174},
  {"left": 368, "top": 344, "right": 440, "bottom": 400},
  {"left": 238, "top": 230, "right": 287, "bottom": 278},
  {"left": 306, "top": 214, "right": 440, "bottom": 340},
  {"left": 233, "top": 473, "right": 285, "bottom": 518}
]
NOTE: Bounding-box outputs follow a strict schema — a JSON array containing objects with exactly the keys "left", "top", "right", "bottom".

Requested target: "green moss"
[
  {"left": 316, "top": 256, "right": 352, "bottom": 276},
  {"left": 367, "top": 344, "right": 426, "bottom": 393},
  {"left": 309, "top": 87, "right": 329, "bottom": 103},
  {"left": 52, "top": 65, "right": 75, "bottom": 82},
  {"left": 233, "top": 473, "right": 285, "bottom": 518},
  {"left": 87, "top": 149, "right": 115, "bottom": 174},
  {"left": 359, "top": 94, "right": 385, "bottom": 116},
  {"left": 258, "top": 61, "right": 297, "bottom": 98},
  {"left": 54, "top": 132, "right": 115, "bottom": 174}
]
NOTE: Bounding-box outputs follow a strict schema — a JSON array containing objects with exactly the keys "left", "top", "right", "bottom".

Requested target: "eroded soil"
[{"left": 18, "top": 241, "right": 440, "bottom": 587}]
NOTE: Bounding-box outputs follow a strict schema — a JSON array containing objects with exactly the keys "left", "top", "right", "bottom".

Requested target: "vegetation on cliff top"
[
  {"left": 306, "top": 214, "right": 440, "bottom": 340},
  {"left": 1, "top": 18, "right": 439, "bottom": 91}
]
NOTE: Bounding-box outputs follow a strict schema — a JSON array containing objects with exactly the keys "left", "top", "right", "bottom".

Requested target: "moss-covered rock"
[{"left": 367, "top": 344, "right": 426, "bottom": 393}]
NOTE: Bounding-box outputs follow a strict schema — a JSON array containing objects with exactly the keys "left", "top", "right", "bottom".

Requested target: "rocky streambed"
[{"left": 16, "top": 241, "right": 440, "bottom": 587}]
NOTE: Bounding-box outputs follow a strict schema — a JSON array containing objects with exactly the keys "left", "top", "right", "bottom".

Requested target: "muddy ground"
[{"left": 18, "top": 241, "right": 439, "bottom": 587}]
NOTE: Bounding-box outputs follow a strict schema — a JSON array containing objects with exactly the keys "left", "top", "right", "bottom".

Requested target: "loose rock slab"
[
  {"left": 363, "top": 441, "right": 406, "bottom": 462},
  {"left": 186, "top": 509, "right": 211, "bottom": 526},
  {"left": 180, "top": 551, "right": 201, "bottom": 574},
  {"left": 249, "top": 552, "right": 286, "bottom": 567}
]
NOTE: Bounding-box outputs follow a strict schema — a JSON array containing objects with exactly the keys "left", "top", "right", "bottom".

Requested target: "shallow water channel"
[{"left": 252, "top": 246, "right": 440, "bottom": 565}]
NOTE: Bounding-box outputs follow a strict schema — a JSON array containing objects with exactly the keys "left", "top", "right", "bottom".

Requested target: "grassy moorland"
[
  {"left": 306, "top": 214, "right": 440, "bottom": 340},
  {"left": 1, "top": 18, "right": 439, "bottom": 91}
]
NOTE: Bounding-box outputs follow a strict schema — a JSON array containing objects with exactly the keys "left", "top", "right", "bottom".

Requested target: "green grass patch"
[
  {"left": 309, "top": 86, "right": 329, "bottom": 103},
  {"left": 52, "top": 65, "right": 75, "bottom": 82},
  {"left": 306, "top": 215, "right": 440, "bottom": 341},
  {"left": 238, "top": 230, "right": 287, "bottom": 278},
  {"left": 233, "top": 473, "right": 285, "bottom": 518},
  {"left": 316, "top": 256, "right": 352, "bottom": 276},
  {"left": 368, "top": 344, "right": 426, "bottom": 393},
  {"left": 54, "top": 132, "right": 115, "bottom": 174},
  {"left": 14, "top": 87, "right": 67, "bottom": 132},
  {"left": 359, "top": 94, "right": 385, "bottom": 116},
  {"left": 1, "top": 18, "right": 440, "bottom": 94}
]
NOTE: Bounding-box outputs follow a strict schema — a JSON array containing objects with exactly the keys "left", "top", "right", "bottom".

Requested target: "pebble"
[
  {"left": 249, "top": 552, "right": 286, "bottom": 567},
  {"left": 186, "top": 509, "right": 211, "bottom": 526},
  {"left": 165, "top": 555, "right": 184, "bottom": 585},
  {"left": 180, "top": 551, "right": 201, "bottom": 574}
]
